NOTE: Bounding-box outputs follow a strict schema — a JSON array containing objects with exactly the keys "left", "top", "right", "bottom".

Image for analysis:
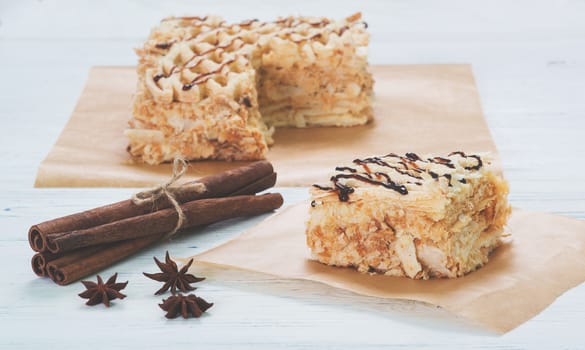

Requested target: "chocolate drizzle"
[
  {"left": 308, "top": 19, "right": 330, "bottom": 27},
  {"left": 353, "top": 157, "right": 422, "bottom": 180},
  {"left": 238, "top": 19, "right": 260, "bottom": 27},
  {"left": 312, "top": 152, "right": 484, "bottom": 202},
  {"left": 335, "top": 166, "right": 357, "bottom": 173},
  {"left": 405, "top": 152, "right": 421, "bottom": 161},
  {"left": 390, "top": 152, "right": 459, "bottom": 170},
  {"left": 429, "top": 156, "right": 455, "bottom": 168},
  {"left": 153, "top": 66, "right": 177, "bottom": 83},
  {"left": 182, "top": 58, "right": 236, "bottom": 90},
  {"left": 153, "top": 37, "right": 244, "bottom": 85},
  {"left": 448, "top": 151, "right": 483, "bottom": 170},
  {"left": 241, "top": 96, "right": 252, "bottom": 108},
  {"left": 151, "top": 15, "right": 367, "bottom": 87},
  {"left": 331, "top": 176, "right": 356, "bottom": 201},
  {"left": 155, "top": 41, "right": 177, "bottom": 50},
  {"left": 165, "top": 16, "right": 209, "bottom": 22},
  {"left": 328, "top": 173, "right": 407, "bottom": 201},
  {"left": 338, "top": 26, "right": 349, "bottom": 36},
  {"left": 313, "top": 184, "right": 333, "bottom": 191},
  {"left": 279, "top": 32, "right": 323, "bottom": 44},
  {"left": 429, "top": 171, "right": 453, "bottom": 186}
]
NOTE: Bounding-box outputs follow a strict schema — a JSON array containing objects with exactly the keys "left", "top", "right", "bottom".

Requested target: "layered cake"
[
  {"left": 127, "top": 13, "right": 373, "bottom": 164},
  {"left": 306, "top": 152, "right": 511, "bottom": 279}
]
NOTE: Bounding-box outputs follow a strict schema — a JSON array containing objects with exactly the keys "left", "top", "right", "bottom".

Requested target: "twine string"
[{"left": 132, "top": 158, "right": 205, "bottom": 238}]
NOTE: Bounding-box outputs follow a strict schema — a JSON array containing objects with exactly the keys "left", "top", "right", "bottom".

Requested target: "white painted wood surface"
[{"left": 1, "top": 0, "right": 584, "bottom": 348}]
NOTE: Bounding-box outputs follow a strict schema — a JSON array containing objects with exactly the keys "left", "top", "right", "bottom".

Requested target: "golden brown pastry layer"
[
  {"left": 306, "top": 152, "right": 511, "bottom": 279},
  {"left": 127, "top": 13, "right": 372, "bottom": 164}
]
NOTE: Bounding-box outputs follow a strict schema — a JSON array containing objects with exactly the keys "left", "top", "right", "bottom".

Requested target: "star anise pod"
[
  {"left": 78, "top": 273, "right": 128, "bottom": 307},
  {"left": 143, "top": 251, "right": 205, "bottom": 295},
  {"left": 159, "top": 294, "right": 213, "bottom": 319}
]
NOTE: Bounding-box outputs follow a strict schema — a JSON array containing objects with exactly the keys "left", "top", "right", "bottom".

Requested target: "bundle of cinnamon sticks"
[{"left": 30, "top": 161, "right": 283, "bottom": 285}]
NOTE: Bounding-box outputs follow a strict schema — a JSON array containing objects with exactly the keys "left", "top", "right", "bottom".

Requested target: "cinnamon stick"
[
  {"left": 46, "top": 235, "right": 163, "bottom": 285},
  {"left": 44, "top": 193, "right": 283, "bottom": 285},
  {"left": 229, "top": 172, "right": 277, "bottom": 196},
  {"left": 45, "top": 193, "right": 284, "bottom": 254},
  {"left": 29, "top": 161, "right": 274, "bottom": 252},
  {"left": 31, "top": 251, "right": 61, "bottom": 277}
]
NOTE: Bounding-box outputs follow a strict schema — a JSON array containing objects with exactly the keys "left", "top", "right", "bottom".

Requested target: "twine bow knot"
[{"left": 132, "top": 158, "right": 206, "bottom": 237}]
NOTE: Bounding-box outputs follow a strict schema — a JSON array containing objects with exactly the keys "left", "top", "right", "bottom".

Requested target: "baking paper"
[
  {"left": 193, "top": 202, "right": 585, "bottom": 333},
  {"left": 35, "top": 65, "right": 499, "bottom": 187}
]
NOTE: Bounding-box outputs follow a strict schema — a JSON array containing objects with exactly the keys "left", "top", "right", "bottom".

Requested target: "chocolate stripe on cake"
[{"left": 313, "top": 152, "right": 484, "bottom": 201}]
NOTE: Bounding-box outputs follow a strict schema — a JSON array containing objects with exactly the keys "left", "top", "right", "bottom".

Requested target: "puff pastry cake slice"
[
  {"left": 306, "top": 152, "right": 511, "bottom": 279},
  {"left": 257, "top": 13, "right": 372, "bottom": 128},
  {"left": 127, "top": 13, "right": 372, "bottom": 164}
]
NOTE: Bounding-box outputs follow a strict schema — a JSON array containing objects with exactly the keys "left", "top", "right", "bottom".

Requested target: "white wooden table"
[{"left": 1, "top": 1, "right": 584, "bottom": 348}]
